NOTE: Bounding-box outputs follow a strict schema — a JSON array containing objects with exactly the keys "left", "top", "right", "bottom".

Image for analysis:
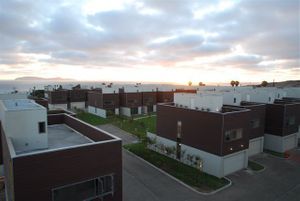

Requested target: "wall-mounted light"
[{"left": 230, "top": 147, "right": 233, "bottom": 151}]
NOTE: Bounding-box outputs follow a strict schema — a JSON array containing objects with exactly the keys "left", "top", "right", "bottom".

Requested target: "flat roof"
[
  {"left": 1, "top": 99, "right": 44, "bottom": 111},
  {"left": 15, "top": 124, "right": 93, "bottom": 155}
]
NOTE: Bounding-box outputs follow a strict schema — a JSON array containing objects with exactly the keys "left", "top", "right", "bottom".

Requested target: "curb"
[
  {"left": 247, "top": 160, "right": 266, "bottom": 173},
  {"left": 124, "top": 149, "right": 232, "bottom": 196}
]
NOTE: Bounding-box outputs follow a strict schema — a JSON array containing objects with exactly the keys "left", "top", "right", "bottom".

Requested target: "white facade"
[
  {"left": 264, "top": 133, "right": 298, "bottom": 153},
  {"left": 48, "top": 103, "right": 68, "bottom": 110},
  {"left": 248, "top": 137, "right": 264, "bottom": 157},
  {"left": 285, "top": 88, "right": 300, "bottom": 98},
  {"left": 174, "top": 93, "right": 223, "bottom": 112},
  {"left": 120, "top": 106, "right": 142, "bottom": 117},
  {"left": 220, "top": 91, "right": 242, "bottom": 106},
  {"left": 239, "top": 90, "right": 275, "bottom": 104},
  {"left": 147, "top": 132, "right": 248, "bottom": 178},
  {"left": 70, "top": 102, "right": 86, "bottom": 110},
  {"left": 0, "top": 99, "right": 48, "bottom": 154},
  {"left": 88, "top": 106, "right": 107, "bottom": 118}
]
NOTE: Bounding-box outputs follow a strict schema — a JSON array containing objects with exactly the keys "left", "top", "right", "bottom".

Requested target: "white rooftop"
[{"left": 1, "top": 99, "right": 44, "bottom": 111}]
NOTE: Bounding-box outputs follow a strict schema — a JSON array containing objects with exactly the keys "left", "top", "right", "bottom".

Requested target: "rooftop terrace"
[
  {"left": 14, "top": 124, "right": 93, "bottom": 155},
  {"left": 1, "top": 99, "right": 43, "bottom": 111}
]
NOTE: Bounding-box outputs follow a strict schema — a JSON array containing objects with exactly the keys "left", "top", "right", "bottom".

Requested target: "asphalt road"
[{"left": 99, "top": 124, "right": 300, "bottom": 201}]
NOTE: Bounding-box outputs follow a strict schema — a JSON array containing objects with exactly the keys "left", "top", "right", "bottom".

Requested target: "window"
[
  {"left": 38, "top": 122, "right": 46, "bottom": 133},
  {"left": 225, "top": 129, "right": 243, "bottom": 142},
  {"left": 233, "top": 98, "right": 236, "bottom": 103},
  {"left": 104, "top": 100, "right": 113, "bottom": 105},
  {"left": 131, "top": 107, "right": 138, "bottom": 114},
  {"left": 286, "top": 116, "right": 296, "bottom": 126},
  {"left": 52, "top": 175, "right": 114, "bottom": 201},
  {"left": 268, "top": 97, "right": 271, "bottom": 102},
  {"left": 250, "top": 119, "right": 260, "bottom": 128},
  {"left": 177, "top": 121, "right": 182, "bottom": 138}
]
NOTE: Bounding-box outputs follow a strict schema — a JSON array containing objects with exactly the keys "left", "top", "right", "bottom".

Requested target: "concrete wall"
[
  {"left": 222, "top": 92, "right": 242, "bottom": 106},
  {"left": 88, "top": 106, "right": 107, "bottom": 118},
  {"left": 70, "top": 102, "right": 86, "bottom": 110},
  {"left": 174, "top": 93, "right": 223, "bottom": 112},
  {"left": 147, "top": 132, "right": 248, "bottom": 178},
  {"left": 48, "top": 103, "right": 68, "bottom": 110},
  {"left": 285, "top": 88, "right": 300, "bottom": 98},
  {"left": 264, "top": 133, "right": 298, "bottom": 153},
  {"left": 1, "top": 108, "right": 48, "bottom": 153},
  {"left": 0, "top": 93, "right": 28, "bottom": 100},
  {"left": 248, "top": 137, "right": 264, "bottom": 157},
  {"left": 120, "top": 107, "right": 131, "bottom": 117}
]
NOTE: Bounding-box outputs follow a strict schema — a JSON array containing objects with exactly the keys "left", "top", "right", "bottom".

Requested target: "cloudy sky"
[{"left": 0, "top": 0, "right": 299, "bottom": 84}]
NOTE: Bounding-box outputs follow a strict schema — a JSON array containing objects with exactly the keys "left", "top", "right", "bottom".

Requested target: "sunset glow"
[{"left": 0, "top": 0, "right": 299, "bottom": 83}]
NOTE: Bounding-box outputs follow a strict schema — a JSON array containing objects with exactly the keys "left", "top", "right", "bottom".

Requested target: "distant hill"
[
  {"left": 265, "top": 80, "right": 300, "bottom": 87},
  {"left": 15, "top": 76, "right": 76, "bottom": 81}
]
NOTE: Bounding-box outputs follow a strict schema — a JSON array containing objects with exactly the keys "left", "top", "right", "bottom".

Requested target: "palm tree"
[
  {"left": 230, "top": 80, "right": 236, "bottom": 87},
  {"left": 261, "top": 81, "right": 268, "bottom": 87},
  {"left": 235, "top": 81, "right": 240, "bottom": 87}
]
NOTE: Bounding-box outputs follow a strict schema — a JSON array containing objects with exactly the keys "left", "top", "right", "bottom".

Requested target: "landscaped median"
[
  {"left": 264, "top": 149, "right": 291, "bottom": 158},
  {"left": 248, "top": 160, "right": 264, "bottom": 171},
  {"left": 124, "top": 142, "right": 230, "bottom": 193},
  {"left": 76, "top": 110, "right": 156, "bottom": 139}
]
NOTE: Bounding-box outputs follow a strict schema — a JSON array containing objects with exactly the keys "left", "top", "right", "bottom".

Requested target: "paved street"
[{"left": 99, "top": 125, "right": 300, "bottom": 201}]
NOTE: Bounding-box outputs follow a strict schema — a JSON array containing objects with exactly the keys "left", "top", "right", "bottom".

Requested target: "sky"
[{"left": 0, "top": 0, "right": 299, "bottom": 84}]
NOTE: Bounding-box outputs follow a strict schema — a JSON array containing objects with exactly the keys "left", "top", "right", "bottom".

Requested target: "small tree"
[
  {"left": 188, "top": 81, "right": 192, "bottom": 86},
  {"left": 230, "top": 80, "right": 236, "bottom": 87},
  {"left": 198, "top": 82, "right": 205, "bottom": 86},
  {"left": 235, "top": 81, "right": 240, "bottom": 87},
  {"left": 261, "top": 81, "right": 268, "bottom": 87}
]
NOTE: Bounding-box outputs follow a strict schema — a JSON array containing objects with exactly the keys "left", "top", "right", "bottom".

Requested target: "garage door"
[
  {"left": 223, "top": 151, "right": 247, "bottom": 176},
  {"left": 283, "top": 134, "right": 297, "bottom": 151},
  {"left": 248, "top": 138, "right": 263, "bottom": 157}
]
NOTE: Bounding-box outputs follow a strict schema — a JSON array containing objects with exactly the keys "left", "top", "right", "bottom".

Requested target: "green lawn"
[
  {"left": 134, "top": 116, "right": 156, "bottom": 133},
  {"left": 264, "top": 149, "right": 290, "bottom": 158},
  {"left": 76, "top": 110, "right": 156, "bottom": 139},
  {"left": 248, "top": 160, "right": 264, "bottom": 171},
  {"left": 124, "top": 142, "right": 229, "bottom": 192},
  {"left": 76, "top": 111, "right": 113, "bottom": 125}
]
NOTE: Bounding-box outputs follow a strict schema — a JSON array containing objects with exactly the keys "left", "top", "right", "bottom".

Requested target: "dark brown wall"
[
  {"left": 157, "top": 91, "right": 174, "bottom": 103},
  {"left": 88, "top": 91, "right": 103, "bottom": 108},
  {"left": 63, "top": 115, "right": 113, "bottom": 141},
  {"left": 175, "top": 89, "right": 197, "bottom": 93},
  {"left": 1, "top": 129, "right": 14, "bottom": 201},
  {"left": 142, "top": 92, "right": 157, "bottom": 106},
  {"left": 119, "top": 93, "right": 142, "bottom": 108},
  {"left": 222, "top": 111, "right": 250, "bottom": 155},
  {"left": 265, "top": 103, "right": 300, "bottom": 136},
  {"left": 241, "top": 104, "right": 266, "bottom": 139},
  {"left": 157, "top": 104, "right": 250, "bottom": 156},
  {"left": 48, "top": 91, "right": 68, "bottom": 104},
  {"left": 32, "top": 98, "right": 48, "bottom": 109},
  {"left": 69, "top": 89, "right": 89, "bottom": 102},
  {"left": 103, "top": 94, "right": 119, "bottom": 110},
  {"left": 12, "top": 141, "right": 122, "bottom": 201}
]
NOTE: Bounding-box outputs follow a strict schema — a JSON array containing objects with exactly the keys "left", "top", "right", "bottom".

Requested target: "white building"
[{"left": 174, "top": 93, "right": 223, "bottom": 112}]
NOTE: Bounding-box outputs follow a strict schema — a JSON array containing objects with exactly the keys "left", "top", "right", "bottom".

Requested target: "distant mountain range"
[
  {"left": 265, "top": 80, "right": 300, "bottom": 87},
  {"left": 15, "top": 76, "right": 76, "bottom": 81}
]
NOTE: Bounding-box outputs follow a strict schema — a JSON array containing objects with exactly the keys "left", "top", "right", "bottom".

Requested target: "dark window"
[
  {"left": 233, "top": 98, "right": 236, "bottom": 103},
  {"left": 104, "top": 100, "right": 113, "bottom": 105},
  {"left": 177, "top": 121, "right": 182, "bottom": 138},
  {"left": 250, "top": 119, "right": 260, "bottom": 128},
  {"left": 286, "top": 116, "right": 296, "bottom": 126},
  {"left": 225, "top": 129, "right": 243, "bottom": 142},
  {"left": 131, "top": 107, "right": 138, "bottom": 114},
  {"left": 38, "top": 122, "right": 46, "bottom": 133},
  {"left": 147, "top": 105, "right": 153, "bottom": 112},
  {"left": 53, "top": 175, "right": 114, "bottom": 201},
  {"left": 268, "top": 97, "right": 271, "bottom": 102}
]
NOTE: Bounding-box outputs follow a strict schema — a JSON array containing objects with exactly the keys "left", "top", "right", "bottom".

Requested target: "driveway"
[
  {"left": 98, "top": 124, "right": 300, "bottom": 201},
  {"left": 97, "top": 124, "right": 138, "bottom": 145}
]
